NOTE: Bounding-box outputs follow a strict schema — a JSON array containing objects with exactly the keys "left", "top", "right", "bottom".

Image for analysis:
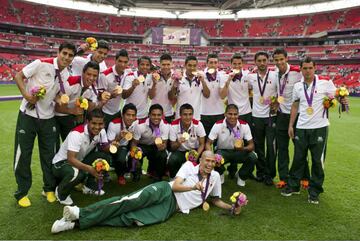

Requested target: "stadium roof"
[{"left": 25, "top": 0, "right": 360, "bottom": 19}]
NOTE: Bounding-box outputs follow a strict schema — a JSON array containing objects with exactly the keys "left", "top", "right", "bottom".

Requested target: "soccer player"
[
  {"left": 200, "top": 53, "right": 226, "bottom": 136},
  {"left": 281, "top": 57, "right": 348, "bottom": 204},
  {"left": 149, "top": 53, "right": 176, "bottom": 124},
  {"left": 122, "top": 56, "right": 153, "bottom": 120},
  {"left": 244, "top": 51, "right": 278, "bottom": 186},
  {"left": 107, "top": 103, "right": 138, "bottom": 185},
  {"left": 272, "top": 48, "right": 310, "bottom": 188},
  {"left": 71, "top": 39, "right": 109, "bottom": 76},
  {"left": 168, "top": 55, "right": 210, "bottom": 120},
  {"left": 98, "top": 49, "right": 131, "bottom": 127},
  {"left": 52, "top": 109, "right": 111, "bottom": 205},
  {"left": 13, "top": 42, "right": 76, "bottom": 207},
  {"left": 55, "top": 61, "right": 103, "bottom": 142},
  {"left": 206, "top": 104, "right": 256, "bottom": 185},
  {"left": 168, "top": 103, "right": 206, "bottom": 178},
  {"left": 131, "top": 104, "right": 169, "bottom": 182},
  {"left": 51, "top": 151, "right": 241, "bottom": 233}
]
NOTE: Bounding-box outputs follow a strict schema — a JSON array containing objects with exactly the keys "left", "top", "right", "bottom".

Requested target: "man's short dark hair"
[
  {"left": 180, "top": 103, "right": 194, "bottom": 115},
  {"left": 149, "top": 104, "right": 163, "bottom": 114},
  {"left": 122, "top": 103, "right": 137, "bottom": 115},
  {"left": 116, "top": 49, "right": 129, "bottom": 60},
  {"left": 97, "top": 40, "right": 110, "bottom": 50},
  {"left": 272, "top": 48, "right": 288, "bottom": 58},
  {"left": 254, "top": 51, "right": 269, "bottom": 61},
  {"left": 83, "top": 61, "right": 100, "bottom": 73},
  {"left": 160, "top": 53, "right": 172, "bottom": 62},
  {"left": 300, "top": 56, "right": 316, "bottom": 68},
  {"left": 206, "top": 53, "right": 218, "bottom": 63},
  {"left": 185, "top": 55, "right": 197, "bottom": 65},
  {"left": 59, "top": 42, "right": 76, "bottom": 54},
  {"left": 137, "top": 56, "right": 152, "bottom": 66},
  {"left": 230, "top": 53, "right": 243, "bottom": 63},
  {"left": 87, "top": 109, "right": 104, "bottom": 121},
  {"left": 225, "top": 104, "right": 239, "bottom": 113}
]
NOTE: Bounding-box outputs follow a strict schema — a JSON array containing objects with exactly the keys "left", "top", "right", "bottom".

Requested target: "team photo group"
[{"left": 12, "top": 39, "right": 349, "bottom": 234}]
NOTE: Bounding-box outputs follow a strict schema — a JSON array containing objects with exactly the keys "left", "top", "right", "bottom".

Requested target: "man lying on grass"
[{"left": 51, "top": 150, "right": 241, "bottom": 233}]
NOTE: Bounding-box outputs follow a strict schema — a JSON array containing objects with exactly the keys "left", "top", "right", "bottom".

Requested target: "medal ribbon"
[
  {"left": 206, "top": 72, "right": 216, "bottom": 82},
  {"left": 303, "top": 77, "right": 316, "bottom": 108},
  {"left": 226, "top": 120, "right": 240, "bottom": 139},
  {"left": 257, "top": 71, "right": 269, "bottom": 98},
  {"left": 232, "top": 72, "right": 243, "bottom": 82},
  {"left": 55, "top": 69, "right": 66, "bottom": 94},
  {"left": 278, "top": 73, "right": 288, "bottom": 97},
  {"left": 198, "top": 172, "right": 211, "bottom": 204},
  {"left": 149, "top": 122, "right": 161, "bottom": 137}
]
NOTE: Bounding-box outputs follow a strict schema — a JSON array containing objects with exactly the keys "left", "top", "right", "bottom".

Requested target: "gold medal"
[
  {"left": 154, "top": 137, "right": 163, "bottom": 145},
  {"left": 192, "top": 71, "right": 198, "bottom": 76},
  {"left": 114, "top": 86, "right": 123, "bottom": 94},
  {"left": 124, "top": 132, "right": 133, "bottom": 141},
  {"left": 109, "top": 144, "right": 118, "bottom": 154},
  {"left": 202, "top": 201, "right": 210, "bottom": 211},
  {"left": 277, "top": 96, "right": 284, "bottom": 104},
  {"left": 306, "top": 107, "right": 314, "bottom": 115},
  {"left": 259, "top": 96, "right": 264, "bottom": 104},
  {"left": 232, "top": 69, "right": 240, "bottom": 74},
  {"left": 207, "top": 68, "right": 215, "bottom": 74},
  {"left": 101, "top": 91, "right": 111, "bottom": 100},
  {"left": 234, "top": 139, "right": 243, "bottom": 148},
  {"left": 137, "top": 75, "right": 145, "bottom": 83},
  {"left": 153, "top": 72, "right": 160, "bottom": 81},
  {"left": 60, "top": 94, "right": 69, "bottom": 104},
  {"left": 182, "top": 132, "right": 190, "bottom": 141}
]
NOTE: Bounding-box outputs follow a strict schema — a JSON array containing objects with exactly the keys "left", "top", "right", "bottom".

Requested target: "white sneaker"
[
  {"left": 82, "top": 185, "right": 105, "bottom": 196},
  {"left": 220, "top": 174, "right": 225, "bottom": 184},
  {"left": 63, "top": 206, "right": 80, "bottom": 221},
  {"left": 55, "top": 187, "right": 74, "bottom": 205},
  {"left": 51, "top": 217, "right": 75, "bottom": 234},
  {"left": 124, "top": 173, "right": 131, "bottom": 179},
  {"left": 237, "top": 176, "right": 246, "bottom": 187}
]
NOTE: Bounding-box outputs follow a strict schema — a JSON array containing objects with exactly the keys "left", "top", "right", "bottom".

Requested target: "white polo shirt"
[
  {"left": 123, "top": 71, "right": 153, "bottom": 119},
  {"left": 176, "top": 73, "right": 204, "bottom": 120},
  {"left": 20, "top": 57, "right": 70, "bottom": 119},
  {"left": 208, "top": 118, "right": 253, "bottom": 150},
  {"left": 275, "top": 64, "right": 302, "bottom": 114},
  {"left": 150, "top": 71, "right": 174, "bottom": 117},
  {"left": 71, "top": 55, "right": 107, "bottom": 76},
  {"left": 293, "top": 75, "right": 336, "bottom": 129},
  {"left": 52, "top": 124, "right": 108, "bottom": 164},
  {"left": 169, "top": 161, "right": 221, "bottom": 214},
  {"left": 98, "top": 66, "right": 131, "bottom": 115},
  {"left": 221, "top": 69, "right": 251, "bottom": 115},
  {"left": 201, "top": 68, "right": 226, "bottom": 116},
  {"left": 133, "top": 118, "right": 169, "bottom": 145},
  {"left": 246, "top": 69, "right": 277, "bottom": 118},
  {"left": 169, "top": 118, "right": 206, "bottom": 151},
  {"left": 55, "top": 75, "right": 98, "bottom": 117},
  {"left": 107, "top": 117, "right": 138, "bottom": 146}
]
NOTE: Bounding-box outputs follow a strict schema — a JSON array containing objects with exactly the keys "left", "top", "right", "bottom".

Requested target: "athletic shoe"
[
  {"left": 236, "top": 176, "right": 246, "bottom": 187},
  {"left": 63, "top": 206, "right": 80, "bottom": 221},
  {"left": 18, "top": 196, "right": 31, "bottom": 208},
  {"left": 82, "top": 185, "right": 105, "bottom": 196},
  {"left": 281, "top": 186, "right": 300, "bottom": 197},
  {"left": 41, "top": 191, "right": 57, "bottom": 203},
  {"left": 51, "top": 218, "right": 75, "bottom": 234},
  {"left": 308, "top": 195, "right": 319, "bottom": 204},
  {"left": 276, "top": 180, "right": 287, "bottom": 189},
  {"left": 55, "top": 187, "right": 74, "bottom": 205}
]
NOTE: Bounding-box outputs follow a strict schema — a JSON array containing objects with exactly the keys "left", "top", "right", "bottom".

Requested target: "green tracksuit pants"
[
  {"left": 288, "top": 127, "right": 328, "bottom": 197},
  {"left": 13, "top": 111, "right": 58, "bottom": 200},
  {"left": 79, "top": 181, "right": 177, "bottom": 229}
]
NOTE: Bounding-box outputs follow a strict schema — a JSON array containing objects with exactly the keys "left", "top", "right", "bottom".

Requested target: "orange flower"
[{"left": 95, "top": 162, "right": 103, "bottom": 172}]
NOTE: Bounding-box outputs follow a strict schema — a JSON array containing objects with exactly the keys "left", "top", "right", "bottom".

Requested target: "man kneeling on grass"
[{"left": 51, "top": 150, "right": 241, "bottom": 233}]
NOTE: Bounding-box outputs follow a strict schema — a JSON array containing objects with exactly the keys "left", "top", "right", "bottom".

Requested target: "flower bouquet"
[
  {"left": 322, "top": 94, "right": 337, "bottom": 118},
  {"left": 85, "top": 37, "right": 98, "bottom": 51},
  {"left": 129, "top": 146, "right": 143, "bottom": 181},
  {"left": 230, "top": 191, "right": 248, "bottom": 215},
  {"left": 74, "top": 97, "right": 88, "bottom": 123},
  {"left": 26, "top": 85, "right": 46, "bottom": 110},
  {"left": 214, "top": 153, "right": 225, "bottom": 174},
  {"left": 264, "top": 96, "right": 278, "bottom": 115},
  {"left": 185, "top": 150, "right": 199, "bottom": 166},
  {"left": 91, "top": 158, "right": 110, "bottom": 195},
  {"left": 335, "top": 86, "right": 349, "bottom": 114}
]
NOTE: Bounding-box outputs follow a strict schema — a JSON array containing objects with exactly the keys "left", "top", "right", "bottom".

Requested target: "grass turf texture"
[{"left": 0, "top": 85, "right": 359, "bottom": 239}]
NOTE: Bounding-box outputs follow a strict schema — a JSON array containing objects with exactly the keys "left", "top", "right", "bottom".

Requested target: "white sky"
[{"left": 24, "top": 0, "right": 360, "bottom": 19}]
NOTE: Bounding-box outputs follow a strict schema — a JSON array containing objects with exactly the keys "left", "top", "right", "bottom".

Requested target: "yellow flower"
[
  {"left": 230, "top": 196, "right": 237, "bottom": 203},
  {"left": 221, "top": 158, "right": 224, "bottom": 165},
  {"left": 331, "top": 99, "right": 337, "bottom": 107},
  {"left": 233, "top": 192, "right": 240, "bottom": 197}
]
